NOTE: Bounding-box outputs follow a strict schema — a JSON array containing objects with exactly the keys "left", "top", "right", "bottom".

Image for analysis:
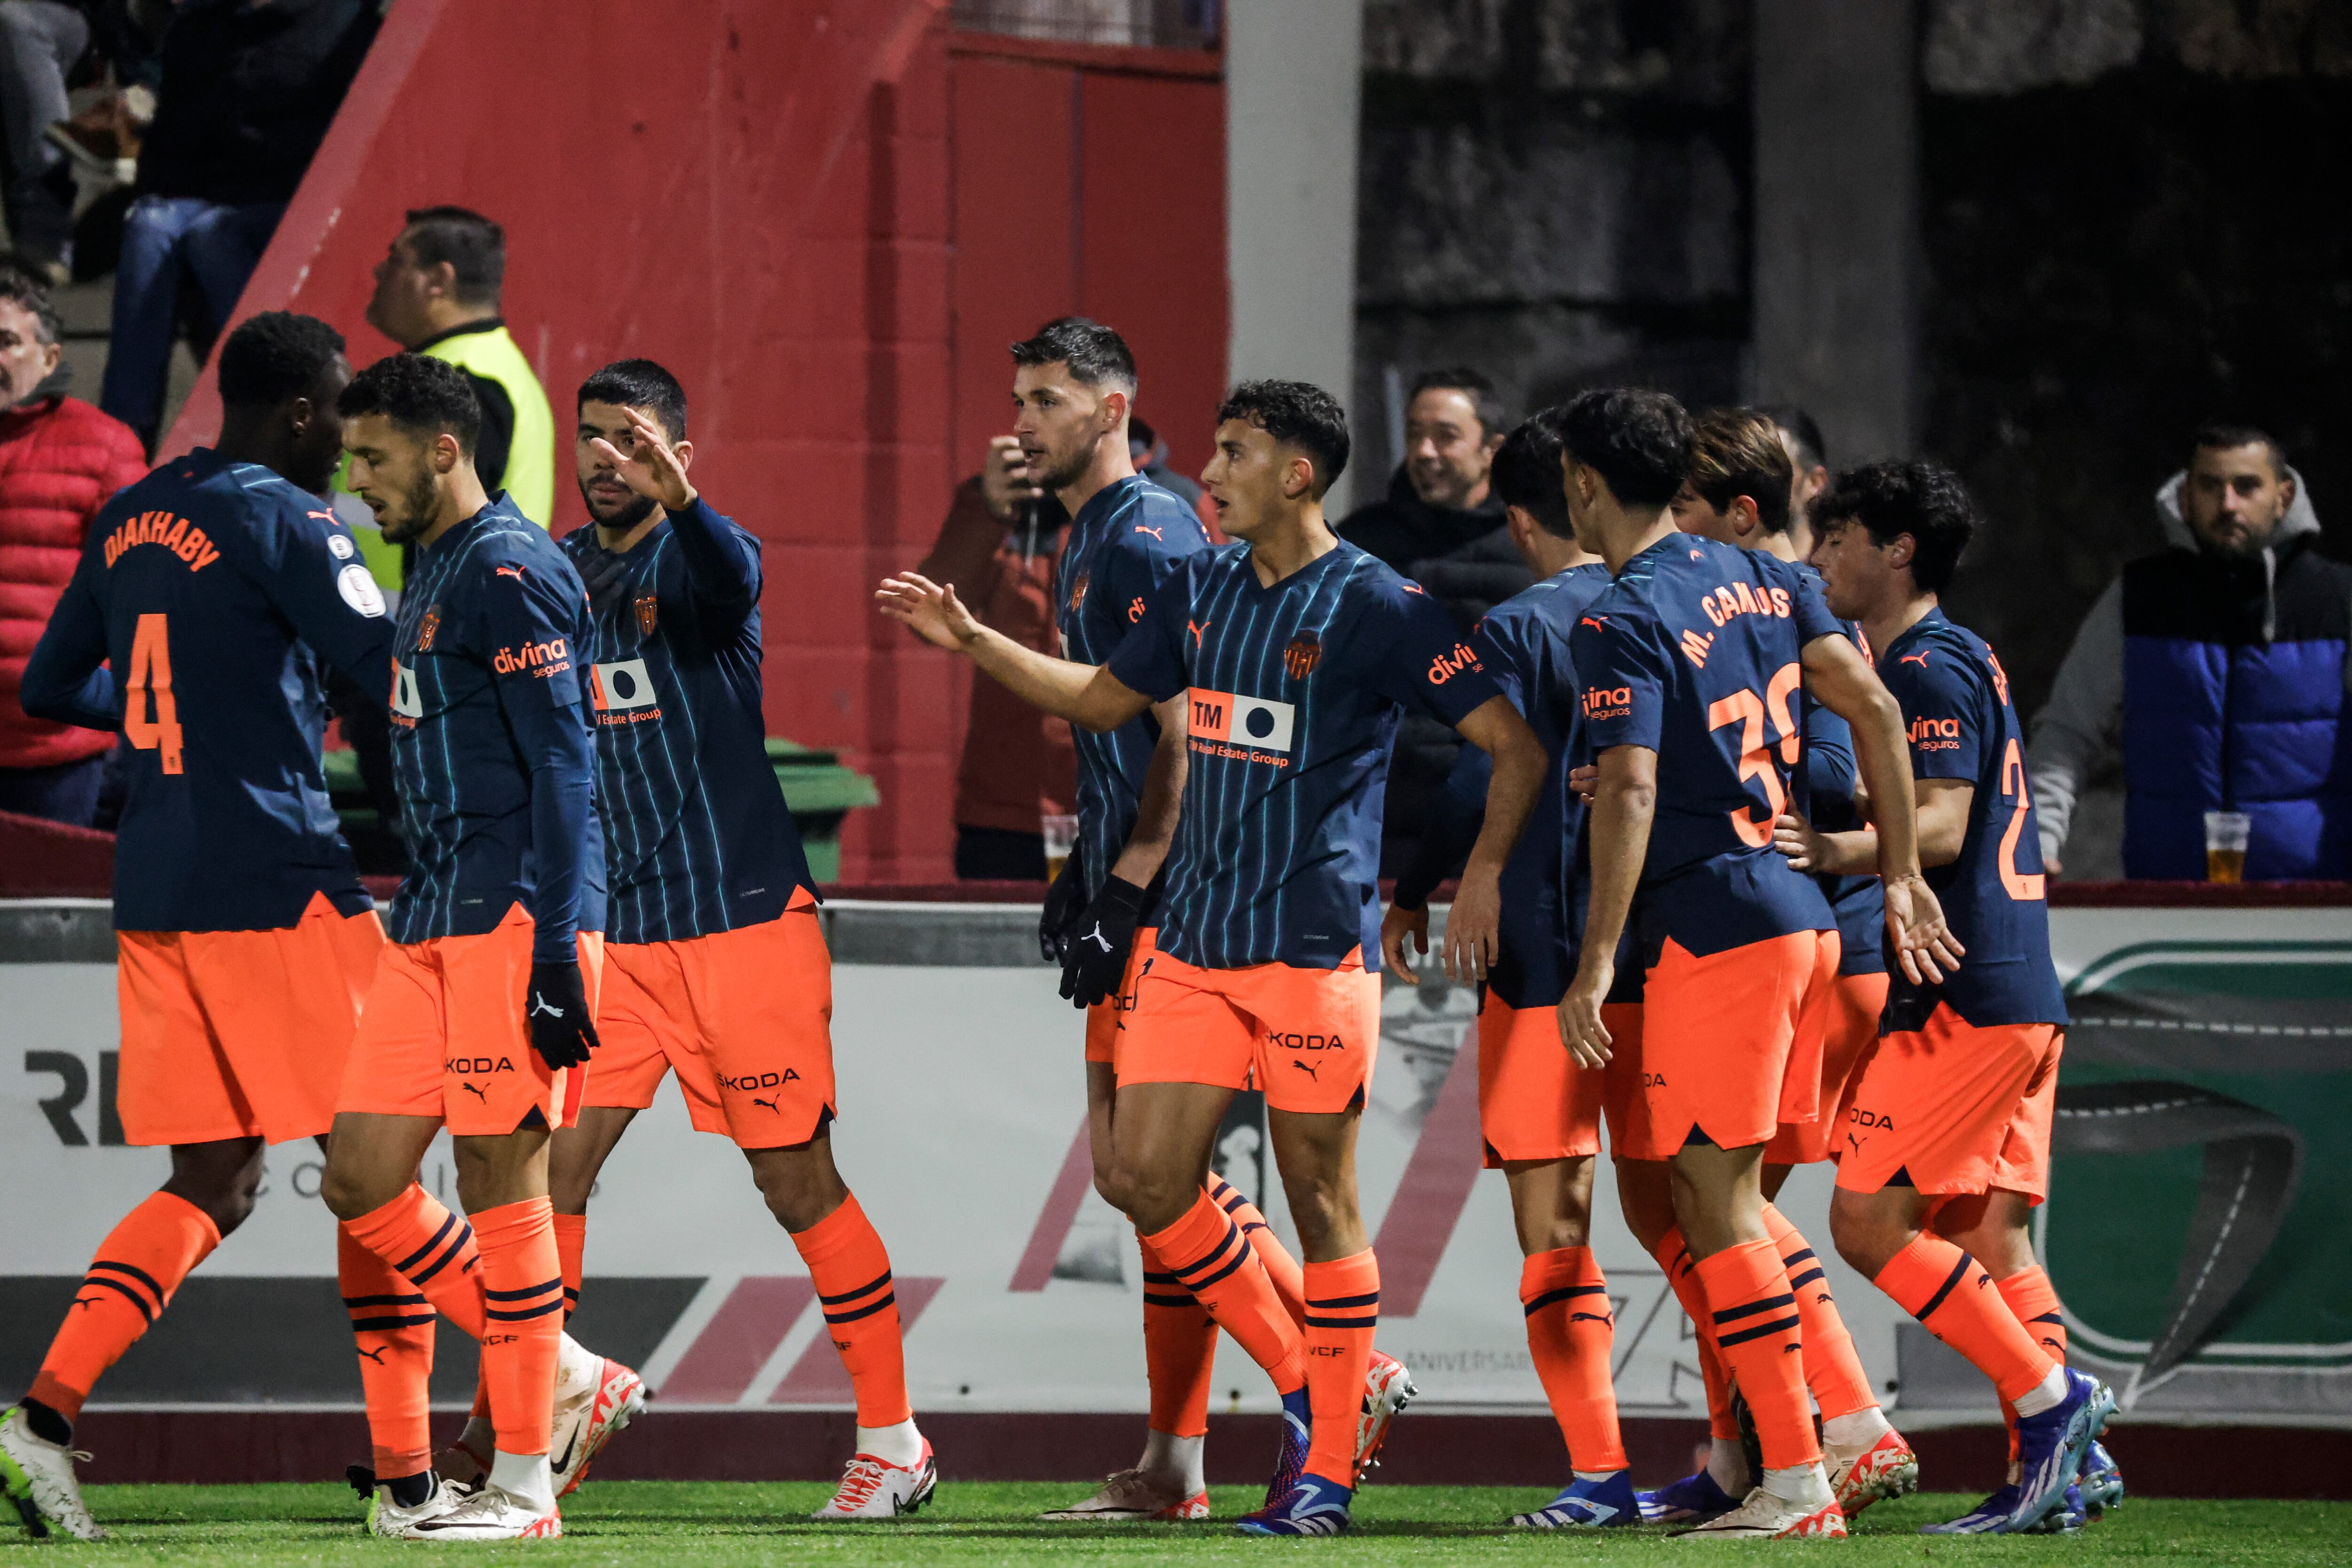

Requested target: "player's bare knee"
[
  {"left": 1828, "top": 1188, "right": 1903, "bottom": 1276},
  {"left": 319, "top": 1158, "right": 393, "bottom": 1222},
  {"left": 748, "top": 1143, "right": 850, "bottom": 1234},
  {"left": 164, "top": 1138, "right": 266, "bottom": 1236}
]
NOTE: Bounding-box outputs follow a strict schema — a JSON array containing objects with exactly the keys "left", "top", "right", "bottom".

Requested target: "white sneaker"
[
  {"left": 1678, "top": 1471, "right": 1848, "bottom": 1540},
  {"left": 399, "top": 1480, "right": 561, "bottom": 1540},
  {"left": 551, "top": 1345, "right": 646, "bottom": 1498},
  {"left": 1037, "top": 1467, "right": 1209, "bottom": 1521},
  {"left": 366, "top": 1472, "right": 467, "bottom": 1537},
  {"left": 1353, "top": 1351, "right": 1417, "bottom": 1484},
  {"left": 1828, "top": 1427, "right": 1919, "bottom": 1518},
  {"left": 811, "top": 1441, "right": 938, "bottom": 1519},
  {"left": 0, "top": 1405, "right": 103, "bottom": 1541}
]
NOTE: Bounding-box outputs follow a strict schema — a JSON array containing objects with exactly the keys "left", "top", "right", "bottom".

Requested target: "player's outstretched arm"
[
  {"left": 19, "top": 565, "right": 116, "bottom": 732},
  {"left": 1441, "top": 695, "right": 1546, "bottom": 983},
  {"left": 1556, "top": 743, "right": 1655, "bottom": 1069},
  {"left": 876, "top": 570, "right": 1152, "bottom": 732},
  {"left": 1801, "top": 631, "right": 1964, "bottom": 984}
]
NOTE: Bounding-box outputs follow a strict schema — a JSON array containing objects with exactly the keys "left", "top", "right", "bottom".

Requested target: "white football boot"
[
  {"left": 811, "top": 1441, "right": 938, "bottom": 1519},
  {"left": 365, "top": 1472, "right": 467, "bottom": 1537},
  {"left": 1352, "top": 1351, "right": 1417, "bottom": 1484},
  {"left": 550, "top": 1337, "right": 646, "bottom": 1497},
  {"left": 399, "top": 1480, "right": 561, "bottom": 1541},
  {"left": 1678, "top": 1466, "right": 1848, "bottom": 1540},
  {"left": 1038, "top": 1467, "right": 1209, "bottom": 1521},
  {"left": 0, "top": 1405, "right": 102, "bottom": 1541}
]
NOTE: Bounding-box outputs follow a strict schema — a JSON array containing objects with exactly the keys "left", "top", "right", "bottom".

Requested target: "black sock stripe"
[
  {"left": 482, "top": 1278, "right": 563, "bottom": 1301},
  {"left": 1788, "top": 1266, "right": 1828, "bottom": 1289},
  {"left": 1169, "top": 1222, "right": 1243, "bottom": 1282},
  {"left": 395, "top": 1211, "right": 461, "bottom": 1275},
  {"left": 1713, "top": 1291, "right": 1796, "bottom": 1324},
  {"left": 1915, "top": 1256, "right": 1974, "bottom": 1323},
  {"left": 88, "top": 1259, "right": 166, "bottom": 1298},
  {"left": 2031, "top": 1312, "right": 2065, "bottom": 1324},
  {"left": 1240, "top": 1221, "right": 1268, "bottom": 1236},
  {"left": 1716, "top": 1313, "right": 1803, "bottom": 1348},
  {"left": 405, "top": 1223, "right": 474, "bottom": 1285},
  {"left": 1781, "top": 1247, "right": 1818, "bottom": 1267},
  {"left": 349, "top": 1313, "right": 437, "bottom": 1332},
  {"left": 824, "top": 1291, "right": 897, "bottom": 1325},
  {"left": 1303, "top": 1313, "right": 1380, "bottom": 1329},
  {"left": 818, "top": 1268, "right": 894, "bottom": 1306},
  {"left": 484, "top": 1297, "right": 567, "bottom": 1321},
  {"left": 1142, "top": 1269, "right": 1183, "bottom": 1284},
  {"left": 341, "top": 1293, "right": 428, "bottom": 1309},
  {"left": 1305, "top": 1291, "right": 1380, "bottom": 1309},
  {"left": 78, "top": 1273, "right": 158, "bottom": 1322},
  {"left": 1143, "top": 1292, "right": 1197, "bottom": 1307},
  {"left": 1672, "top": 1246, "right": 1692, "bottom": 1274},
  {"left": 1522, "top": 1284, "right": 1608, "bottom": 1315}
]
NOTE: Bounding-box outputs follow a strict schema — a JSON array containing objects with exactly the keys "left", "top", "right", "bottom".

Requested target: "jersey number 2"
[
  {"left": 123, "top": 612, "right": 183, "bottom": 774},
  {"left": 1706, "top": 663, "right": 1804, "bottom": 846},
  {"left": 1997, "top": 737, "right": 2044, "bottom": 900}
]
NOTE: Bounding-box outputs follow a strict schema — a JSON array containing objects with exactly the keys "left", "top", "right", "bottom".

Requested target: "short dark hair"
[
  {"left": 1813, "top": 460, "right": 1977, "bottom": 594},
  {"left": 1009, "top": 316, "right": 1136, "bottom": 393},
  {"left": 1758, "top": 403, "right": 1827, "bottom": 471},
  {"left": 1688, "top": 407, "right": 1794, "bottom": 535},
  {"left": 218, "top": 312, "right": 346, "bottom": 409},
  {"left": 337, "top": 352, "right": 482, "bottom": 457},
  {"left": 0, "top": 262, "right": 61, "bottom": 347},
  {"left": 402, "top": 206, "right": 505, "bottom": 308},
  {"left": 1216, "top": 379, "right": 1350, "bottom": 498},
  {"left": 1556, "top": 388, "right": 1692, "bottom": 509},
  {"left": 579, "top": 358, "right": 688, "bottom": 441},
  {"left": 1491, "top": 410, "right": 1573, "bottom": 538},
  {"left": 1409, "top": 366, "right": 1505, "bottom": 438},
  {"left": 2192, "top": 419, "right": 2287, "bottom": 477}
]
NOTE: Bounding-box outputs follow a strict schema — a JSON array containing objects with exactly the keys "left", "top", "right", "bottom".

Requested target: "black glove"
[
  {"left": 1038, "top": 838, "right": 1089, "bottom": 963},
  {"left": 526, "top": 960, "right": 599, "bottom": 1071},
  {"left": 1060, "top": 875, "right": 1145, "bottom": 1008}
]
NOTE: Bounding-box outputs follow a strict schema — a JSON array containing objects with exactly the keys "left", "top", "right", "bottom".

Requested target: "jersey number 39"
[
  {"left": 123, "top": 612, "right": 184, "bottom": 774},
  {"left": 1707, "top": 662, "right": 1803, "bottom": 846}
]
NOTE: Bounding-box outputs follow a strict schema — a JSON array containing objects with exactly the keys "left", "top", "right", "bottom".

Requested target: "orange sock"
[
  {"left": 472, "top": 1198, "right": 563, "bottom": 1457},
  {"left": 343, "top": 1183, "right": 486, "bottom": 1340},
  {"left": 1873, "top": 1234, "right": 2054, "bottom": 1404},
  {"left": 789, "top": 1193, "right": 911, "bottom": 1428},
  {"left": 1653, "top": 1226, "right": 1738, "bottom": 1441},
  {"left": 1138, "top": 1233, "right": 1217, "bottom": 1438},
  {"left": 340, "top": 1225, "right": 436, "bottom": 1479},
  {"left": 1762, "top": 1203, "right": 1876, "bottom": 1420},
  {"left": 1143, "top": 1190, "right": 1305, "bottom": 1395},
  {"left": 1519, "top": 1248, "right": 1628, "bottom": 1472},
  {"left": 554, "top": 1211, "right": 586, "bottom": 1320},
  {"left": 1996, "top": 1266, "right": 2066, "bottom": 1363},
  {"left": 1302, "top": 1250, "right": 1378, "bottom": 1485},
  {"left": 29, "top": 1191, "right": 219, "bottom": 1424},
  {"left": 1213, "top": 1177, "right": 1305, "bottom": 1326},
  {"left": 1694, "top": 1238, "right": 1820, "bottom": 1470}
]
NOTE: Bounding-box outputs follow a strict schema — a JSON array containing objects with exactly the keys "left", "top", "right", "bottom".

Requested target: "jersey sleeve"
[
  {"left": 1469, "top": 613, "right": 1533, "bottom": 718},
  {"left": 1104, "top": 558, "right": 1193, "bottom": 701},
  {"left": 666, "top": 494, "right": 762, "bottom": 629},
  {"left": 1804, "top": 691, "right": 1858, "bottom": 805},
  {"left": 18, "top": 545, "right": 117, "bottom": 732},
  {"left": 1885, "top": 645, "right": 1983, "bottom": 782},
  {"left": 246, "top": 493, "right": 396, "bottom": 705},
  {"left": 477, "top": 554, "right": 596, "bottom": 961},
  {"left": 1790, "top": 566, "right": 1843, "bottom": 646},
  {"left": 1359, "top": 579, "right": 1502, "bottom": 725},
  {"left": 1569, "top": 610, "right": 1670, "bottom": 753},
  {"left": 1099, "top": 507, "right": 1203, "bottom": 631}
]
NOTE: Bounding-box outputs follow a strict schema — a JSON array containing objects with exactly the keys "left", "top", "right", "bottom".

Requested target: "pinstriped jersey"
[
  {"left": 386, "top": 496, "right": 604, "bottom": 962},
  {"left": 1107, "top": 540, "right": 1503, "bottom": 971},
  {"left": 1054, "top": 475, "right": 1211, "bottom": 904},
  {"left": 558, "top": 496, "right": 816, "bottom": 943}
]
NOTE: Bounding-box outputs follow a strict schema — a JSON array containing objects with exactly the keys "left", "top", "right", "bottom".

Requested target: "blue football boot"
[
  {"left": 1924, "top": 1369, "right": 2114, "bottom": 1535},
  {"left": 1510, "top": 1471, "right": 1638, "bottom": 1529},
  {"left": 2080, "top": 1439, "right": 2124, "bottom": 1516},
  {"left": 1236, "top": 1473, "right": 1352, "bottom": 1537},
  {"left": 1262, "top": 1387, "right": 1311, "bottom": 1512},
  {"left": 1638, "top": 1466, "right": 1741, "bottom": 1525}
]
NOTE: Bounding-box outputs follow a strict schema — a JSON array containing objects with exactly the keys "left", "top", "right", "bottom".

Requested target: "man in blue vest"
[{"left": 2029, "top": 422, "right": 2351, "bottom": 880}]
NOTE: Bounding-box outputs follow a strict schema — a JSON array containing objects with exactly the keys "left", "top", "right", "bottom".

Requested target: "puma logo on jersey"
[
  {"left": 1134, "top": 524, "right": 1165, "bottom": 540},
  {"left": 495, "top": 565, "right": 526, "bottom": 581},
  {"left": 1187, "top": 618, "right": 1210, "bottom": 646},
  {"left": 1899, "top": 652, "right": 1930, "bottom": 668},
  {"left": 1580, "top": 615, "right": 1609, "bottom": 632}
]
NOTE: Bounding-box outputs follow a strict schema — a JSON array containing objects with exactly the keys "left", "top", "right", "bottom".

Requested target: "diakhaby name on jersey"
[{"left": 103, "top": 510, "right": 222, "bottom": 573}]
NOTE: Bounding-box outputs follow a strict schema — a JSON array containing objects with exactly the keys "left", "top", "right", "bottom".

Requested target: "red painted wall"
[{"left": 163, "top": 5, "right": 1225, "bottom": 881}]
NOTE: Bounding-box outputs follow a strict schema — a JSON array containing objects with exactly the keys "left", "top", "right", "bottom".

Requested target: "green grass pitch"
[{"left": 6, "top": 1483, "right": 2345, "bottom": 1565}]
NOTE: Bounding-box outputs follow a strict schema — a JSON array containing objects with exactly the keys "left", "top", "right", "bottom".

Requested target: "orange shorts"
[
  {"left": 1835, "top": 1004, "right": 2064, "bottom": 1203},
  {"left": 1766, "top": 971, "right": 1891, "bottom": 1167},
  {"left": 1083, "top": 926, "right": 1158, "bottom": 1066},
  {"left": 1640, "top": 929, "right": 1840, "bottom": 1154},
  {"left": 1118, "top": 944, "right": 1379, "bottom": 1115},
  {"left": 337, "top": 902, "right": 605, "bottom": 1137},
  {"left": 587, "top": 907, "right": 837, "bottom": 1147},
  {"left": 1478, "top": 991, "right": 1606, "bottom": 1166},
  {"left": 1593, "top": 1004, "right": 1672, "bottom": 1160},
  {"left": 115, "top": 891, "right": 383, "bottom": 1146}
]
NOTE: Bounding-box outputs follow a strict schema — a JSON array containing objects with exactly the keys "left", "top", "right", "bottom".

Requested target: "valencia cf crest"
[
  {"left": 635, "top": 593, "right": 659, "bottom": 636},
  {"left": 417, "top": 605, "right": 442, "bottom": 651},
  {"left": 1068, "top": 573, "right": 1090, "bottom": 614},
  {"left": 1283, "top": 633, "right": 1322, "bottom": 681}
]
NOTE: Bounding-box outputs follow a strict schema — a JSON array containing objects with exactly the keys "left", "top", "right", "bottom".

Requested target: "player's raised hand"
[
  {"left": 589, "top": 406, "right": 697, "bottom": 512},
  {"left": 875, "top": 572, "right": 981, "bottom": 650},
  {"left": 1555, "top": 966, "right": 1613, "bottom": 1070},
  {"left": 1884, "top": 872, "right": 1966, "bottom": 986},
  {"left": 1772, "top": 810, "right": 1826, "bottom": 871},
  {"left": 1443, "top": 866, "right": 1502, "bottom": 984},
  {"left": 1380, "top": 902, "right": 1428, "bottom": 979},
  {"left": 525, "top": 960, "right": 599, "bottom": 1072}
]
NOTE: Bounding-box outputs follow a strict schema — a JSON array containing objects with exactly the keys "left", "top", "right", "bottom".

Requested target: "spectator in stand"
[
  {"left": 96, "top": 0, "right": 377, "bottom": 448},
  {"left": 1760, "top": 403, "right": 1830, "bottom": 561},
  {"left": 2030, "top": 422, "right": 2352, "bottom": 881},
  {"left": 1128, "top": 409, "right": 1213, "bottom": 526},
  {"left": 0, "top": 262, "right": 143, "bottom": 823},
  {"left": 0, "top": 0, "right": 99, "bottom": 283},
  {"left": 1338, "top": 366, "right": 1530, "bottom": 873},
  {"left": 918, "top": 434, "right": 1076, "bottom": 881}
]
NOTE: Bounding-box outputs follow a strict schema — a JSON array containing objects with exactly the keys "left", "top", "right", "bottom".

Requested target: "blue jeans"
[{"left": 99, "top": 194, "right": 287, "bottom": 440}]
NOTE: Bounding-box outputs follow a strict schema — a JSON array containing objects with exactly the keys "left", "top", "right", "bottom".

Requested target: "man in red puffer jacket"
[{"left": 0, "top": 265, "right": 149, "bottom": 825}]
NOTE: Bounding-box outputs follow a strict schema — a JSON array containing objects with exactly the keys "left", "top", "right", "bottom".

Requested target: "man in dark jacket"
[
  {"left": 2030, "top": 422, "right": 2352, "bottom": 880},
  {"left": 1339, "top": 367, "right": 1530, "bottom": 873}
]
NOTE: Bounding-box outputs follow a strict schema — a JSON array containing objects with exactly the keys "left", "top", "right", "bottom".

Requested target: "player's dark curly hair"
[
  {"left": 580, "top": 358, "right": 688, "bottom": 441},
  {"left": 218, "top": 311, "right": 346, "bottom": 410},
  {"left": 1010, "top": 316, "right": 1136, "bottom": 393},
  {"left": 1556, "top": 388, "right": 1691, "bottom": 509},
  {"left": 1813, "top": 459, "right": 1978, "bottom": 594},
  {"left": 337, "top": 352, "right": 481, "bottom": 457},
  {"left": 1216, "top": 379, "right": 1351, "bottom": 498},
  {"left": 1492, "top": 409, "right": 1573, "bottom": 539}
]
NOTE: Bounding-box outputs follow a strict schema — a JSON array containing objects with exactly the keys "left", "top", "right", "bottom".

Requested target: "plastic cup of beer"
[
  {"left": 2204, "top": 811, "right": 2250, "bottom": 883},
  {"left": 1042, "top": 813, "right": 1079, "bottom": 883}
]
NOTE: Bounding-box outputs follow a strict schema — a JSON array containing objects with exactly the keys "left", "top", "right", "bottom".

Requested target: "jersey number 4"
[
  {"left": 123, "top": 612, "right": 184, "bottom": 774},
  {"left": 1706, "top": 662, "right": 1803, "bottom": 846}
]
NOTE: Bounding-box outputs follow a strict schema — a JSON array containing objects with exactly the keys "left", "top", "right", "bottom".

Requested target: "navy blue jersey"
[
  {"left": 1571, "top": 534, "right": 1838, "bottom": 962},
  {"left": 1454, "top": 563, "right": 1613, "bottom": 1008},
  {"left": 387, "top": 496, "right": 604, "bottom": 962},
  {"left": 22, "top": 448, "right": 392, "bottom": 932},
  {"left": 1878, "top": 609, "right": 2067, "bottom": 1029},
  {"left": 1053, "top": 475, "right": 1211, "bottom": 903},
  {"left": 1793, "top": 594, "right": 1886, "bottom": 977},
  {"left": 1107, "top": 541, "right": 1502, "bottom": 971},
  {"left": 560, "top": 497, "right": 816, "bottom": 944}
]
